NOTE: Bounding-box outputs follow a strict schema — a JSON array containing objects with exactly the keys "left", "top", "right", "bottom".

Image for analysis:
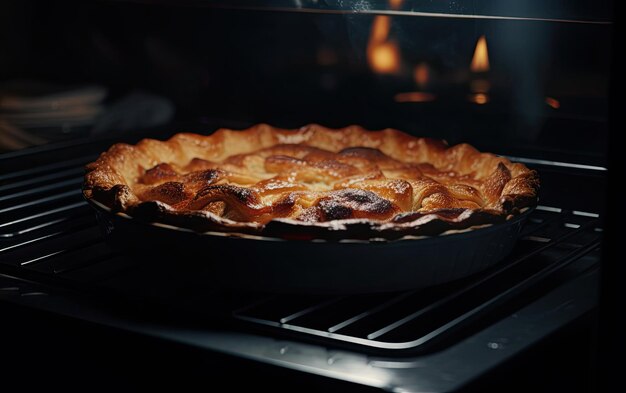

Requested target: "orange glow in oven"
[
  {"left": 545, "top": 97, "right": 561, "bottom": 109},
  {"left": 367, "top": 16, "right": 401, "bottom": 74},
  {"left": 469, "top": 93, "right": 489, "bottom": 105},
  {"left": 369, "top": 43, "right": 401, "bottom": 74},
  {"left": 414, "top": 62, "right": 430, "bottom": 89},
  {"left": 389, "top": 0, "right": 404, "bottom": 10},
  {"left": 370, "top": 15, "right": 391, "bottom": 44},
  {"left": 394, "top": 92, "right": 436, "bottom": 103},
  {"left": 470, "top": 35, "right": 490, "bottom": 73}
]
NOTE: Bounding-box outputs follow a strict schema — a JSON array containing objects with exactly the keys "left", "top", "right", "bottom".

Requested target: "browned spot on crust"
[
  {"left": 139, "top": 163, "right": 179, "bottom": 185},
  {"left": 271, "top": 192, "right": 300, "bottom": 217},
  {"left": 316, "top": 189, "right": 397, "bottom": 221},
  {"left": 194, "top": 184, "right": 258, "bottom": 205},
  {"left": 482, "top": 163, "right": 512, "bottom": 208},
  {"left": 318, "top": 199, "right": 354, "bottom": 220},
  {"left": 187, "top": 184, "right": 270, "bottom": 219},
  {"left": 296, "top": 206, "right": 324, "bottom": 222},
  {"left": 139, "top": 181, "right": 190, "bottom": 205},
  {"left": 183, "top": 169, "right": 226, "bottom": 184}
]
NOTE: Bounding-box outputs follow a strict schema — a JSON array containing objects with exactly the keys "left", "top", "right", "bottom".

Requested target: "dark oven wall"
[{"left": 0, "top": 0, "right": 611, "bottom": 166}]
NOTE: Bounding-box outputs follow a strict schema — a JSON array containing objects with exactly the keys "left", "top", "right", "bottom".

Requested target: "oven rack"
[{"left": 0, "top": 150, "right": 603, "bottom": 354}]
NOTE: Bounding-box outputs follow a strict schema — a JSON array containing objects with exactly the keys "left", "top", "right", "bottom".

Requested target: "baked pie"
[{"left": 83, "top": 124, "right": 539, "bottom": 239}]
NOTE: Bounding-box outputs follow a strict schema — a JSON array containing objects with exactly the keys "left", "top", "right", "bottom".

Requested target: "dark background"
[{"left": 0, "top": 0, "right": 612, "bottom": 164}]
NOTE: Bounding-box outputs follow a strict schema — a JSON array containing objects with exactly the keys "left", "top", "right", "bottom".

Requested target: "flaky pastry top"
[{"left": 83, "top": 124, "right": 539, "bottom": 240}]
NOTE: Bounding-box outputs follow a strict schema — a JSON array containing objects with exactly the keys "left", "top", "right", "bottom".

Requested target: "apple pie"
[{"left": 83, "top": 124, "right": 539, "bottom": 239}]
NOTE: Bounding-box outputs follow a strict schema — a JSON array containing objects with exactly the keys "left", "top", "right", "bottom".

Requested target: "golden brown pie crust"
[{"left": 83, "top": 124, "right": 539, "bottom": 240}]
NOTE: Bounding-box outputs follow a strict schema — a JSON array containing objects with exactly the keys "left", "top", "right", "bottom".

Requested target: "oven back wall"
[{"left": 0, "top": 0, "right": 611, "bottom": 165}]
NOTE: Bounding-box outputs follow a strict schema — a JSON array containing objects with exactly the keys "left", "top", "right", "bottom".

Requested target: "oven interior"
[{"left": 0, "top": 1, "right": 613, "bottom": 392}]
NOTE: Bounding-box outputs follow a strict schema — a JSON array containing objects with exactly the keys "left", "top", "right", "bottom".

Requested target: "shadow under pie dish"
[{"left": 83, "top": 124, "right": 539, "bottom": 241}]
